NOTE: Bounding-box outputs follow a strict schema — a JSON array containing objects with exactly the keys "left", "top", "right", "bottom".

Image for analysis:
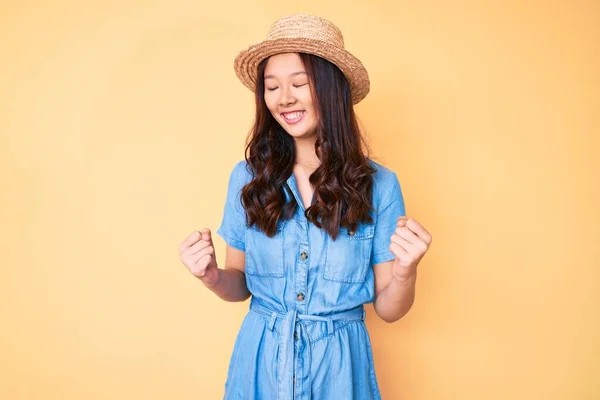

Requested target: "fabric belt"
[{"left": 249, "top": 299, "right": 366, "bottom": 400}]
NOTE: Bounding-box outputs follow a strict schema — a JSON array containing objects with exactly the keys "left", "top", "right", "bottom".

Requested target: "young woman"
[{"left": 178, "top": 14, "right": 432, "bottom": 400}]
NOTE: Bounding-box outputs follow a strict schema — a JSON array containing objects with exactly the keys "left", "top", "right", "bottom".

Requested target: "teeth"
[{"left": 283, "top": 111, "right": 303, "bottom": 119}]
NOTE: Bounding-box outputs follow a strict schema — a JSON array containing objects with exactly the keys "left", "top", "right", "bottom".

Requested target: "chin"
[
  {"left": 280, "top": 123, "right": 318, "bottom": 139},
  {"left": 288, "top": 130, "right": 317, "bottom": 140}
]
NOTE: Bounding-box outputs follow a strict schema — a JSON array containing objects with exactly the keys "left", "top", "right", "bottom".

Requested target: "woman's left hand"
[{"left": 390, "top": 217, "right": 432, "bottom": 281}]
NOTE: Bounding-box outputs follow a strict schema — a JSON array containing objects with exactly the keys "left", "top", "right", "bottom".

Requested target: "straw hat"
[{"left": 234, "top": 14, "right": 370, "bottom": 104}]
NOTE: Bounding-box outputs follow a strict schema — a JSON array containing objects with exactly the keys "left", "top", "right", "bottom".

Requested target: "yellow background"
[{"left": 1, "top": 0, "right": 598, "bottom": 399}]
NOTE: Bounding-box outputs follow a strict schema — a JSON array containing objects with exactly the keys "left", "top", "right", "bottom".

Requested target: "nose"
[{"left": 279, "top": 85, "right": 296, "bottom": 107}]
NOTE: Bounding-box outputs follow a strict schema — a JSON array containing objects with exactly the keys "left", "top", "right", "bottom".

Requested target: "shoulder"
[
  {"left": 368, "top": 159, "right": 400, "bottom": 190},
  {"left": 228, "top": 160, "right": 253, "bottom": 185},
  {"left": 367, "top": 159, "right": 403, "bottom": 210}
]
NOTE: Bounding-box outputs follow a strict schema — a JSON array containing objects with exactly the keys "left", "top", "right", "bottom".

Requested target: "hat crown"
[
  {"left": 234, "top": 13, "right": 370, "bottom": 104},
  {"left": 266, "top": 14, "right": 345, "bottom": 48}
]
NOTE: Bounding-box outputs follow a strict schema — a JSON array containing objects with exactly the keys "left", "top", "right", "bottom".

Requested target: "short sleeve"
[
  {"left": 216, "top": 162, "right": 247, "bottom": 251},
  {"left": 370, "top": 172, "right": 406, "bottom": 265}
]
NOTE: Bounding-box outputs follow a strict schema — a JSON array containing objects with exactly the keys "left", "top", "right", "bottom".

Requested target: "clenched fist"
[
  {"left": 179, "top": 228, "right": 219, "bottom": 286},
  {"left": 390, "top": 217, "right": 432, "bottom": 281}
]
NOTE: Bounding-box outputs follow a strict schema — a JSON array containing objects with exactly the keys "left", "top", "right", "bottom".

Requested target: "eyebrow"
[{"left": 264, "top": 71, "right": 308, "bottom": 80}]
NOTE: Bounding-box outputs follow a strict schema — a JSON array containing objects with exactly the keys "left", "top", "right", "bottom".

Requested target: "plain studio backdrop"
[{"left": 1, "top": 1, "right": 598, "bottom": 399}]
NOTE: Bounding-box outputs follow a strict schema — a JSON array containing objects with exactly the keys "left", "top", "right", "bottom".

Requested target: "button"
[
  {"left": 300, "top": 251, "right": 308, "bottom": 260},
  {"left": 348, "top": 230, "right": 355, "bottom": 236},
  {"left": 297, "top": 292, "right": 305, "bottom": 301}
]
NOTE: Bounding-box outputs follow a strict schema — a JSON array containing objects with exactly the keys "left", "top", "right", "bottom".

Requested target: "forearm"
[
  {"left": 373, "top": 272, "right": 417, "bottom": 323},
  {"left": 204, "top": 268, "right": 251, "bottom": 302}
]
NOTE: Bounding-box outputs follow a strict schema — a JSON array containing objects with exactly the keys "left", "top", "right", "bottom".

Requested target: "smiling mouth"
[{"left": 281, "top": 111, "right": 305, "bottom": 124}]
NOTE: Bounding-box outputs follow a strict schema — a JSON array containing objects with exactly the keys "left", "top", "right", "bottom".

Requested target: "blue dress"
[{"left": 217, "top": 160, "right": 406, "bottom": 400}]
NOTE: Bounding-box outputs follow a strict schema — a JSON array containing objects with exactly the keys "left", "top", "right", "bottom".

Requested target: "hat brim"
[{"left": 234, "top": 38, "right": 370, "bottom": 104}]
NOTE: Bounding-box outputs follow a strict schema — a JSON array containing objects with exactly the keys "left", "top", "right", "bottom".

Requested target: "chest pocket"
[
  {"left": 324, "top": 223, "right": 375, "bottom": 283},
  {"left": 245, "top": 221, "right": 286, "bottom": 277}
]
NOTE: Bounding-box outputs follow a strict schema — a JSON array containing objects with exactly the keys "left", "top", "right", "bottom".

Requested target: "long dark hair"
[{"left": 241, "top": 53, "right": 376, "bottom": 239}]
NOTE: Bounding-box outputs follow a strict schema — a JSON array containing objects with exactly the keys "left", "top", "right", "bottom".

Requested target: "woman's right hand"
[{"left": 179, "top": 228, "right": 219, "bottom": 286}]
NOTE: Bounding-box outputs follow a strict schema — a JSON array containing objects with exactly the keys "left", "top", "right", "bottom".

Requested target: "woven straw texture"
[{"left": 234, "top": 14, "right": 370, "bottom": 104}]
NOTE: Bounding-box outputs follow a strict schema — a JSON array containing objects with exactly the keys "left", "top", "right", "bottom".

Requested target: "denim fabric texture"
[{"left": 216, "top": 160, "right": 405, "bottom": 400}]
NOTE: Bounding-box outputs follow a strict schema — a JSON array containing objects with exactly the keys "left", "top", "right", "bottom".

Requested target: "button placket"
[{"left": 295, "top": 243, "right": 309, "bottom": 310}]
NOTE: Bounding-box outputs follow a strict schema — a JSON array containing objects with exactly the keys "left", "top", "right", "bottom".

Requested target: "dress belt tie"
[{"left": 250, "top": 299, "right": 366, "bottom": 400}]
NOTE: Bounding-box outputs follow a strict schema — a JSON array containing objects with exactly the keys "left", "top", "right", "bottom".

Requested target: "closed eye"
[{"left": 266, "top": 83, "right": 307, "bottom": 91}]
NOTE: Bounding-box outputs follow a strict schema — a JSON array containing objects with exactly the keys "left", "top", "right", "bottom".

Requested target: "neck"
[{"left": 294, "top": 136, "right": 320, "bottom": 169}]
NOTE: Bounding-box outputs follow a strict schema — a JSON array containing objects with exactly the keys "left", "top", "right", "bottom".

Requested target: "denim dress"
[{"left": 216, "top": 160, "right": 405, "bottom": 400}]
